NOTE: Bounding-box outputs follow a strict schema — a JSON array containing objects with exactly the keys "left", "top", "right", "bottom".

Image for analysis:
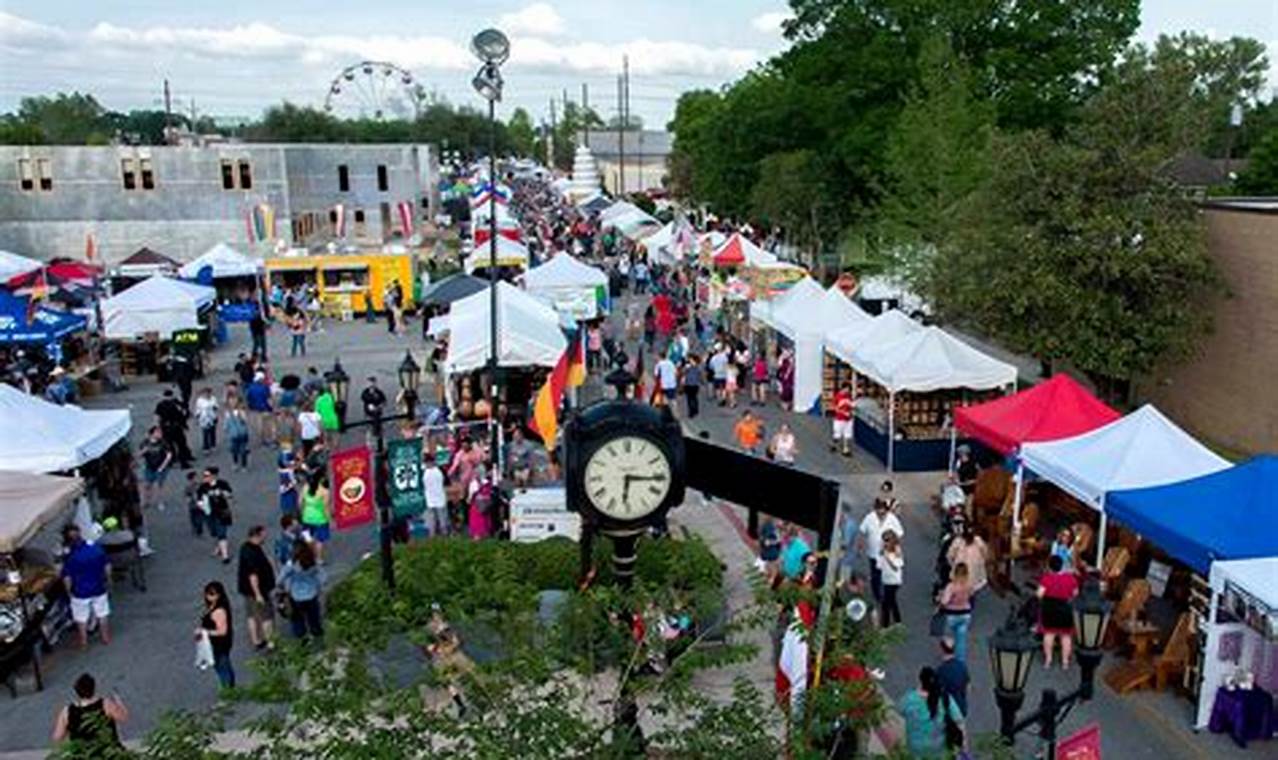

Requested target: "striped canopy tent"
[
  {"left": 712, "top": 233, "right": 779, "bottom": 268},
  {"left": 0, "top": 250, "right": 42, "bottom": 286}
]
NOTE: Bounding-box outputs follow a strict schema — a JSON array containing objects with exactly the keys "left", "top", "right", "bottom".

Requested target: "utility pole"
[
  {"left": 549, "top": 98, "right": 558, "bottom": 171},
  {"left": 162, "top": 79, "right": 173, "bottom": 144},
  {"left": 617, "top": 68, "right": 626, "bottom": 196},
  {"left": 581, "top": 82, "right": 590, "bottom": 147}
]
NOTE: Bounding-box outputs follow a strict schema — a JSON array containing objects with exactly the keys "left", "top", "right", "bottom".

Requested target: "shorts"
[
  {"left": 832, "top": 418, "right": 853, "bottom": 440},
  {"left": 209, "top": 519, "right": 229, "bottom": 540},
  {"left": 713, "top": 379, "right": 726, "bottom": 390},
  {"left": 244, "top": 595, "right": 275, "bottom": 624},
  {"left": 303, "top": 522, "right": 331, "bottom": 543},
  {"left": 70, "top": 594, "right": 110, "bottom": 624},
  {"left": 143, "top": 467, "right": 167, "bottom": 486}
]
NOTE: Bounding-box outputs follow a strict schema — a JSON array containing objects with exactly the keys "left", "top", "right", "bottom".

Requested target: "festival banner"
[
  {"left": 1057, "top": 723, "right": 1101, "bottom": 760},
  {"left": 386, "top": 437, "right": 425, "bottom": 520},
  {"left": 330, "top": 445, "right": 375, "bottom": 531}
]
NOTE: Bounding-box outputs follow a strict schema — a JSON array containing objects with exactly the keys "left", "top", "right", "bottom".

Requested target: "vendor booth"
[
  {"left": 840, "top": 325, "right": 1017, "bottom": 471},
  {"left": 0, "top": 471, "right": 86, "bottom": 691},
  {"left": 178, "top": 242, "right": 262, "bottom": 281},
  {"left": 1105, "top": 457, "right": 1278, "bottom": 739},
  {"left": 420, "top": 273, "right": 489, "bottom": 307},
  {"left": 1017, "top": 405, "right": 1230, "bottom": 564},
  {"left": 824, "top": 309, "right": 923, "bottom": 410},
  {"left": 0, "top": 250, "right": 41, "bottom": 287},
  {"left": 464, "top": 237, "right": 530, "bottom": 274},
  {"left": 115, "top": 247, "right": 179, "bottom": 280},
  {"left": 265, "top": 252, "right": 415, "bottom": 316},
  {"left": 101, "top": 275, "right": 216, "bottom": 341},
  {"left": 0, "top": 384, "right": 132, "bottom": 473},
  {"left": 639, "top": 219, "right": 696, "bottom": 265},
  {"left": 524, "top": 253, "right": 609, "bottom": 322},
  {"left": 953, "top": 373, "right": 1120, "bottom": 456},
  {"left": 0, "top": 291, "right": 87, "bottom": 346}
]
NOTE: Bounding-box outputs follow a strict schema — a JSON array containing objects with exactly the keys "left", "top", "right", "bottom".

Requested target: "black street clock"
[
  {"left": 563, "top": 400, "right": 686, "bottom": 586},
  {"left": 564, "top": 400, "right": 686, "bottom": 530}
]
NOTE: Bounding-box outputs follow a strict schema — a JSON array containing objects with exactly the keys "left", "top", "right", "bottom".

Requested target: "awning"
[
  {"left": 846, "top": 325, "right": 1017, "bottom": 394},
  {"left": 0, "top": 249, "right": 42, "bottom": 285},
  {"left": 825, "top": 309, "right": 923, "bottom": 367},
  {"left": 420, "top": 274, "right": 489, "bottom": 306},
  {"left": 101, "top": 275, "right": 217, "bottom": 340},
  {"left": 178, "top": 243, "right": 262, "bottom": 279},
  {"left": 1106, "top": 455, "right": 1277, "bottom": 574},
  {"left": 438, "top": 281, "right": 566, "bottom": 374},
  {"left": 954, "top": 374, "right": 1121, "bottom": 455},
  {"left": 0, "top": 471, "right": 85, "bottom": 552},
  {"left": 0, "top": 385, "right": 132, "bottom": 473}
]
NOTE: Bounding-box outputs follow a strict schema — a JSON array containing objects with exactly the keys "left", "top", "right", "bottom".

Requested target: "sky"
[{"left": 0, "top": 1, "right": 1274, "bottom": 130}]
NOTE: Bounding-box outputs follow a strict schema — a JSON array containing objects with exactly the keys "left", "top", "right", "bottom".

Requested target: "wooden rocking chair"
[
  {"left": 1106, "top": 579, "right": 1152, "bottom": 650},
  {"left": 1154, "top": 612, "right": 1195, "bottom": 692},
  {"left": 1100, "top": 546, "right": 1131, "bottom": 598}
]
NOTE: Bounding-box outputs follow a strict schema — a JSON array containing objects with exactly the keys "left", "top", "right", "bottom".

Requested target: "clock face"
[{"left": 583, "top": 435, "right": 672, "bottom": 521}]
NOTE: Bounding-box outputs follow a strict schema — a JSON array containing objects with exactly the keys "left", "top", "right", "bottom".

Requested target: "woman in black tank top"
[{"left": 52, "top": 673, "right": 127, "bottom": 753}]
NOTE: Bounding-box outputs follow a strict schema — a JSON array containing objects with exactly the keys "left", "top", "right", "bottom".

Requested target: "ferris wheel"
[{"left": 324, "top": 61, "right": 420, "bottom": 120}]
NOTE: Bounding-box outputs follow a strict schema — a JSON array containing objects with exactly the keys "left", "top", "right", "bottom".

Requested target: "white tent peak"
[
  {"left": 525, "top": 252, "right": 608, "bottom": 288},
  {"left": 437, "top": 281, "right": 566, "bottom": 374},
  {"left": 850, "top": 325, "right": 1018, "bottom": 393},
  {"left": 0, "top": 249, "right": 42, "bottom": 282},
  {"left": 101, "top": 275, "right": 216, "bottom": 340},
  {"left": 178, "top": 243, "right": 261, "bottom": 279},
  {"left": 0, "top": 384, "right": 132, "bottom": 473}
]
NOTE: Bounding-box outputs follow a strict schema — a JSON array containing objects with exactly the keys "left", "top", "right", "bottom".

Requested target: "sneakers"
[{"left": 138, "top": 537, "right": 156, "bottom": 557}]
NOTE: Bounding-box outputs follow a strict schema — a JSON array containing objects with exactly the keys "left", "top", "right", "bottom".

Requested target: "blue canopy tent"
[
  {"left": 0, "top": 291, "right": 88, "bottom": 344},
  {"left": 1106, "top": 455, "right": 1278, "bottom": 575}
]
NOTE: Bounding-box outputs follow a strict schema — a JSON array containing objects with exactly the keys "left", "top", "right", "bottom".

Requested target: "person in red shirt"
[
  {"left": 1037, "top": 554, "right": 1080, "bottom": 668},
  {"left": 831, "top": 383, "right": 855, "bottom": 457}
]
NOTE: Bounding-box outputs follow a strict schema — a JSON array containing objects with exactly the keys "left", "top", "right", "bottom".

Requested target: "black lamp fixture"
[
  {"left": 471, "top": 28, "right": 509, "bottom": 103},
  {"left": 989, "top": 578, "right": 1112, "bottom": 759},
  {"left": 326, "top": 358, "right": 351, "bottom": 425},
  {"left": 397, "top": 350, "right": 421, "bottom": 395}
]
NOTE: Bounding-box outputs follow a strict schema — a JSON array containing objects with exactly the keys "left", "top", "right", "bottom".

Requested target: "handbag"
[
  {"left": 929, "top": 609, "right": 948, "bottom": 637},
  {"left": 273, "top": 589, "right": 294, "bottom": 619},
  {"left": 194, "top": 630, "right": 214, "bottom": 670}
]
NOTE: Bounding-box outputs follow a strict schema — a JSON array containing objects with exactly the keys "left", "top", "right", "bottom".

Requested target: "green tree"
[
  {"left": 876, "top": 34, "right": 995, "bottom": 283},
  {"left": 1150, "top": 33, "right": 1269, "bottom": 157},
  {"left": 1235, "top": 129, "right": 1278, "bottom": 194},
  {"left": 17, "top": 92, "right": 110, "bottom": 144},
  {"left": 507, "top": 107, "right": 537, "bottom": 158},
  {"left": 749, "top": 149, "right": 835, "bottom": 266},
  {"left": 0, "top": 115, "right": 44, "bottom": 144}
]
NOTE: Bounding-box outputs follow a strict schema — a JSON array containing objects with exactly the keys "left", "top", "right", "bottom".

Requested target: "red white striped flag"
[{"left": 775, "top": 600, "right": 816, "bottom": 712}]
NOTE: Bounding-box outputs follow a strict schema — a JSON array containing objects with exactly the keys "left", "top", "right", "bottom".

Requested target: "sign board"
[
  {"left": 386, "top": 438, "right": 425, "bottom": 520},
  {"left": 330, "top": 445, "right": 375, "bottom": 531},
  {"left": 170, "top": 328, "right": 203, "bottom": 356},
  {"left": 1057, "top": 723, "right": 1101, "bottom": 760},
  {"left": 509, "top": 487, "right": 581, "bottom": 542}
]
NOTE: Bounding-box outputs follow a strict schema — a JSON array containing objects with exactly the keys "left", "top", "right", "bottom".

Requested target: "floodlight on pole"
[{"left": 471, "top": 28, "right": 510, "bottom": 65}]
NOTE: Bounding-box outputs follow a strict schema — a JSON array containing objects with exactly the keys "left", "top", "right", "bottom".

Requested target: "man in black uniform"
[
  {"left": 249, "top": 311, "right": 268, "bottom": 361},
  {"left": 155, "top": 389, "right": 193, "bottom": 469},
  {"left": 360, "top": 376, "right": 387, "bottom": 436}
]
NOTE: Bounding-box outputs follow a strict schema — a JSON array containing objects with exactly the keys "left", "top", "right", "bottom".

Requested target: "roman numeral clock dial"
[{"left": 583, "top": 435, "right": 672, "bottom": 522}]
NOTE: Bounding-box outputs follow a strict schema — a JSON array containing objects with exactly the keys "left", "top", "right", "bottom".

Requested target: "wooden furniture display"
[
  {"left": 1154, "top": 612, "right": 1195, "bottom": 692},
  {"left": 1100, "top": 546, "right": 1131, "bottom": 597},
  {"left": 1107, "top": 579, "right": 1152, "bottom": 649}
]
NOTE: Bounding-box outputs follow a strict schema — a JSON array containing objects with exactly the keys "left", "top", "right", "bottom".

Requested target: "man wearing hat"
[{"left": 44, "top": 366, "right": 77, "bottom": 405}]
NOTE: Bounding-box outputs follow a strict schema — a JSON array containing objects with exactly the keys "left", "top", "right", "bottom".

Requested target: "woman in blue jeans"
[
  {"left": 937, "top": 562, "right": 974, "bottom": 664},
  {"left": 279, "top": 541, "right": 325, "bottom": 639},
  {"left": 199, "top": 581, "right": 235, "bottom": 689}
]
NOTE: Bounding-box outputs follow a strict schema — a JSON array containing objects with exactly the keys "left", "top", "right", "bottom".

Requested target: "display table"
[
  {"left": 1208, "top": 685, "right": 1275, "bottom": 748},
  {"left": 853, "top": 417, "right": 957, "bottom": 471}
]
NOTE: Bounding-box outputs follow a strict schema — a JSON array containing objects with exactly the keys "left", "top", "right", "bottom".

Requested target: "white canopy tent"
[
  {"left": 0, "top": 385, "right": 132, "bottom": 473},
  {"left": 600, "top": 201, "right": 643, "bottom": 224},
  {"left": 846, "top": 326, "right": 1018, "bottom": 470},
  {"left": 1016, "top": 404, "right": 1230, "bottom": 562},
  {"left": 0, "top": 250, "right": 42, "bottom": 283},
  {"left": 612, "top": 211, "right": 662, "bottom": 240},
  {"left": 178, "top": 243, "right": 261, "bottom": 279},
  {"left": 524, "top": 253, "right": 609, "bottom": 321},
  {"left": 1199, "top": 557, "right": 1278, "bottom": 728},
  {"left": 751, "top": 276, "right": 824, "bottom": 333},
  {"left": 101, "top": 275, "right": 217, "bottom": 340},
  {"left": 464, "top": 237, "right": 530, "bottom": 273},
  {"left": 0, "top": 471, "right": 85, "bottom": 552},
  {"left": 431, "top": 281, "right": 566, "bottom": 375},
  {"left": 825, "top": 309, "right": 923, "bottom": 367},
  {"left": 766, "top": 284, "right": 870, "bottom": 413}
]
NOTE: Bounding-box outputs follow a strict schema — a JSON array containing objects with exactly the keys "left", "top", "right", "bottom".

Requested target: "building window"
[
  {"left": 238, "top": 160, "right": 252, "bottom": 190},
  {"left": 376, "top": 164, "right": 388, "bottom": 192},
  {"left": 36, "top": 158, "right": 52, "bottom": 191},
  {"left": 328, "top": 209, "right": 338, "bottom": 225},
  {"left": 353, "top": 209, "right": 366, "bottom": 223},
  {"left": 338, "top": 164, "right": 350, "bottom": 192},
  {"left": 17, "top": 158, "right": 34, "bottom": 191},
  {"left": 220, "top": 160, "right": 235, "bottom": 190},
  {"left": 140, "top": 158, "right": 154, "bottom": 190},
  {"left": 354, "top": 209, "right": 366, "bottom": 236},
  {"left": 121, "top": 158, "right": 137, "bottom": 190}
]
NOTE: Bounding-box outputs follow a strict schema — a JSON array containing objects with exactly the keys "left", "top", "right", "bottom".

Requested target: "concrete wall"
[
  {"left": 598, "top": 157, "right": 668, "bottom": 195},
  {"left": 1139, "top": 205, "right": 1278, "bottom": 455},
  {"left": 0, "top": 143, "right": 439, "bottom": 264}
]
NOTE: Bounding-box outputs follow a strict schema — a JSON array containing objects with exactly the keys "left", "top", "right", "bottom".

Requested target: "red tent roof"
[
  {"left": 954, "top": 374, "right": 1121, "bottom": 455},
  {"left": 712, "top": 235, "right": 746, "bottom": 267}
]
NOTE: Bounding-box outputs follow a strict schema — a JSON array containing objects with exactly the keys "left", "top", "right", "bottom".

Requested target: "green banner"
[{"left": 386, "top": 437, "right": 426, "bottom": 520}]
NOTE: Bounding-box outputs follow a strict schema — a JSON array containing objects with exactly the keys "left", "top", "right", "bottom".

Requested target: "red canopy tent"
[
  {"left": 473, "top": 226, "right": 523, "bottom": 245},
  {"left": 712, "top": 235, "right": 747, "bottom": 267},
  {"left": 953, "top": 373, "right": 1120, "bottom": 455}
]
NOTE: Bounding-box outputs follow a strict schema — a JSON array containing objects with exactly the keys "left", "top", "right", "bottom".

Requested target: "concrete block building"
[
  {"left": 580, "top": 130, "right": 671, "bottom": 195},
  {"left": 0, "top": 143, "right": 440, "bottom": 264}
]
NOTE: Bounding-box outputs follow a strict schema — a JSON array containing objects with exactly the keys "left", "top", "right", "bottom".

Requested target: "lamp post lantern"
[
  {"left": 989, "top": 578, "right": 1112, "bottom": 759},
  {"left": 327, "top": 352, "right": 422, "bottom": 590},
  {"left": 472, "top": 27, "right": 508, "bottom": 484}
]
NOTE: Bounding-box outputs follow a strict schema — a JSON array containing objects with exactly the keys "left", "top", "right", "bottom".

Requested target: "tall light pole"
[{"left": 472, "top": 28, "right": 510, "bottom": 481}]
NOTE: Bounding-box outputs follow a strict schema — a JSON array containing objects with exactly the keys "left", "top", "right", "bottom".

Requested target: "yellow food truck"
[{"left": 264, "top": 252, "right": 417, "bottom": 315}]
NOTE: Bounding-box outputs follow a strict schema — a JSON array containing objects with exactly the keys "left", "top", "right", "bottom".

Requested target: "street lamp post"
[
  {"left": 989, "top": 579, "right": 1113, "bottom": 760},
  {"left": 325, "top": 352, "right": 421, "bottom": 590},
  {"left": 471, "top": 27, "right": 510, "bottom": 483}
]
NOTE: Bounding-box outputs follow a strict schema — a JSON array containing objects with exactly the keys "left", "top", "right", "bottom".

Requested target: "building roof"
[
  {"left": 578, "top": 130, "right": 673, "bottom": 160},
  {"left": 1164, "top": 152, "right": 1247, "bottom": 187},
  {"left": 1199, "top": 197, "right": 1278, "bottom": 214}
]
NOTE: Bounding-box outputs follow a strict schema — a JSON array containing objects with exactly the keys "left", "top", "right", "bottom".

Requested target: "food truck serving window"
[{"left": 322, "top": 265, "right": 370, "bottom": 288}]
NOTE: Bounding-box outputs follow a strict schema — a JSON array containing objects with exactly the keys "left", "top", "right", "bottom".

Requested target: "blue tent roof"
[
  {"left": 0, "top": 291, "right": 87, "bottom": 344},
  {"left": 1106, "top": 455, "right": 1278, "bottom": 574}
]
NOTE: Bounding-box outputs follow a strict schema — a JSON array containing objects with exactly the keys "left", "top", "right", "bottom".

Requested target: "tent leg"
[
  {"left": 887, "top": 391, "right": 895, "bottom": 473},
  {"left": 1095, "top": 507, "right": 1108, "bottom": 570},
  {"left": 948, "top": 426, "right": 958, "bottom": 475},
  {"left": 1195, "top": 590, "right": 1221, "bottom": 729},
  {"left": 1011, "top": 461, "right": 1024, "bottom": 534}
]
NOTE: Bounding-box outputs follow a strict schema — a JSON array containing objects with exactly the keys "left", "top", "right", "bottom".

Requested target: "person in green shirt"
[
  {"left": 299, "top": 475, "right": 331, "bottom": 563},
  {"left": 314, "top": 390, "right": 340, "bottom": 446}
]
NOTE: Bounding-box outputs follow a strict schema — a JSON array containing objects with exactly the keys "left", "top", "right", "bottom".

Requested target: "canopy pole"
[
  {"left": 887, "top": 390, "right": 895, "bottom": 473},
  {"left": 1095, "top": 497, "right": 1108, "bottom": 570},
  {"left": 1194, "top": 588, "right": 1221, "bottom": 729},
  {"left": 1011, "top": 460, "right": 1025, "bottom": 534},
  {"left": 947, "top": 426, "right": 958, "bottom": 475}
]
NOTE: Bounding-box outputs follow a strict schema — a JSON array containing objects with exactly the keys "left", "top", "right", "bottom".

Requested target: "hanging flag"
[
  {"left": 244, "top": 209, "right": 257, "bottom": 245},
  {"left": 84, "top": 232, "right": 97, "bottom": 263},
  {"left": 386, "top": 437, "right": 425, "bottom": 520},
  {"left": 397, "top": 200, "right": 414, "bottom": 238},
  {"left": 775, "top": 601, "right": 816, "bottom": 713},
  {"left": 528, "top": 331, "right": 587, "bottom": 450},
  {"left": 334, "top": 203, "right": 347, "bottom": 238},
  {"left": 330, "top": 445, "right": 376, "bottom": 531}
]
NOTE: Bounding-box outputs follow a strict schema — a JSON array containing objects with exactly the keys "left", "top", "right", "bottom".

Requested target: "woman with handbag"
[
  {"left": 278, "top": 541, "right": 325, "bottom": 639},
  {"left": 935, "top": 563, "right": 974, "bottom": 664},
  {"left": 899, "top": 666, "right": 965, "bottom": 758},
  {"left": 197, "top": 581, "right": 235, "bottom": 689}
]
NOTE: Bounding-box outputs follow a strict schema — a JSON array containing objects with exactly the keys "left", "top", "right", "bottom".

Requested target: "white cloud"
[
  {"left": 499, "top": 3, "right": 565, "bottom": 37},
  {"left": 513, "top": 37, "right": 756, "bottom": 76},
  {"left": 750, "top": 11, "right": 790, "bottom": 34},
  {"left": 0, "top": 11, "right": 68, "bottom": 47}
]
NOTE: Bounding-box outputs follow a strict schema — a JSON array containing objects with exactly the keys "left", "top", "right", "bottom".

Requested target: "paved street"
[{"left": 0, "top": 305, "right": 1256, "bottom": 759}]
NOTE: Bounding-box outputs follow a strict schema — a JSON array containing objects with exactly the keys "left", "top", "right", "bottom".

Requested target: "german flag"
[{"left": 528, "top": 331, "right": 586, "bottom": 450}]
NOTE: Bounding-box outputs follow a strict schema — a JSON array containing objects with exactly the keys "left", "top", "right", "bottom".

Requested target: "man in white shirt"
[
  {"left": 707, "top": 348, "right": 730, "bottom": 404},
  {"left": 857, "top": 498, "right": 904, "bottom": 603},
  {"left": 654, "top": 356, "right": 679, "bottom": 402},
  {"left": 297, "top": 405, "right": 323, "bottom": 457},
  {"left": 423, "top": 455, "right": 448, "bottom": 538}
]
